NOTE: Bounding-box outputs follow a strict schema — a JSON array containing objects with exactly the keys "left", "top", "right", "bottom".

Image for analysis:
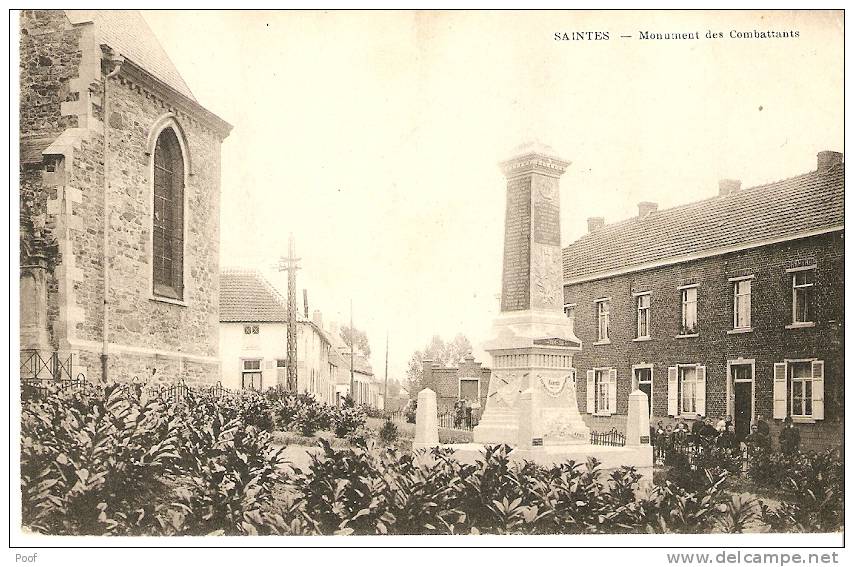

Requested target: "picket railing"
[{"left": 589, "top": 428, "right": 626, "bottom": 447}]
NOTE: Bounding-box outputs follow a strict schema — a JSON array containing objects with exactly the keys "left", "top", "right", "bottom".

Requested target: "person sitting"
[
  {"left": 663, "top": 424, "right": 675, "bottom": 459},
  {"left": 674, "top": 418, "right": 689, "bottom": 449},
  {"left": 744, "top": 424, "right": 765, "bottom": 455},
  {"left": 779, "top": 416, "right": 800, "bottom": 456},
  {"left": 715, "top": 415, "right": 728, "bottom": 433},
  {"left": 691, "top": 416, "right": 705, "bottom": 446},
  {"left": 699, "top": 417, "right": 719, "bottom": 452},
  {"left": 717, "top": 423, "right": 738, "bottom": 456}
]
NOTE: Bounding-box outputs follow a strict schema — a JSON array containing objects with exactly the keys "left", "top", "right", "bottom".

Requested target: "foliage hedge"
[{"left": 20, "top": 385, "right": 843, "bottom": 535}]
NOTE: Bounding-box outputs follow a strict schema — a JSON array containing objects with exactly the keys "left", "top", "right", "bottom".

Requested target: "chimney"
[
  {"left": 817, "top": 150, "right": 843, "bottom": 172},
  {"left": 587, "top": 217, "right": 605, "bottom": 233},
  {"left": 312, "top": 309, "right": 323, "bottom": 328},
  {"left": 718, "top": 179, "right": 742, "bottom": 197},
  {"left": 637, "top": 201, "right": 658, "bottom": 218}
]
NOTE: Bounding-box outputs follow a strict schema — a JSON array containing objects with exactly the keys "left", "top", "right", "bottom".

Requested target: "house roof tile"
[
  {"left": 219, "top": 269, "right": 288, "bottom": 322},
  {"left": 562, "top": 163, "right": 844, "bottom": 283}
]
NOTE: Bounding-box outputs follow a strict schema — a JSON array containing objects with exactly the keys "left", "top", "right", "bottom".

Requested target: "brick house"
[
  {"left": 562, "top": 151, "right": 843, "bottom": 450},
  {"left": 420, "top": 355, "right": 493, "bottom": 415},
  {"left": 19, "top": 10, "right": 231, "bottom": 384}
]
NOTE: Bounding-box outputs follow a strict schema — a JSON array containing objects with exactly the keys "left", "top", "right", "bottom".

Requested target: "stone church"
[{"left": 19, "top": 10, "right": 231, "bottom": 384}]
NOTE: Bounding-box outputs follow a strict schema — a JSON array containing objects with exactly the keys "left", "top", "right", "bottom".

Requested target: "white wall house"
[{"left": 219, "top": 270, "right": 334, "bottom": 403}]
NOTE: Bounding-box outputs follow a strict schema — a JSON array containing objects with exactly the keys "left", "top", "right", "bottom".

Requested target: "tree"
[
  {"left": 340, "top": 325, "right": 371, "bottom": 357},
  {"left": 445, "top": 333, "right": 473, "bottom": 366},
  {"left": 404, "top": 334, "right": 473, "bottom": 396}
]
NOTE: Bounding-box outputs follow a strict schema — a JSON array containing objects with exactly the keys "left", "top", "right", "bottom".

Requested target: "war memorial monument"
[{"left": 415, "top": 142, "right": 653, "bottom": 480}]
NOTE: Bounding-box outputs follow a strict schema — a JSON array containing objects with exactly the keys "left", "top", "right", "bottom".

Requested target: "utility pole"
[
  {"left": 384, "top": 331, "right": 389, "bottom": 411},
  {"left": 277, "top": 234, "right": 300, "bottom": 392},
  {"left": 349, "top": 299, "right": 354, "bottom": 403}
]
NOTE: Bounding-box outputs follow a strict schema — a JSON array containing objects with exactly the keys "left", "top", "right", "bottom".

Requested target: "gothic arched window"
[{"left": 152, "top": 128, "right": 184, "bottom": 300}]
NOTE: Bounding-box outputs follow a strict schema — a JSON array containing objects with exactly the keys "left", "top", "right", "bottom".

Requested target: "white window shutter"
[
  {"left": 696, "top": 366, "right": 707, "bottom": 417},
  {"left": 773, "top": 362, "right": 787, "bottom": 419},
  {"left": 586, "top": 370, "right": 595, "bottom": 413},
  {"left": 812, "top": 360, "right": 825, "bottom": 421},
  {"left": 608, "top": 368, "right": 617, "bottom": 415},
  {"left": 667, "top": 366, "right": 678, "bottom": 416}
]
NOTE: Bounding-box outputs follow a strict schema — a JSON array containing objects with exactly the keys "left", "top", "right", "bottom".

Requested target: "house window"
[
  {"left": 733, "top": 280, "right": 752, "bottom": 329},
  {"left": 152, "top": 128, "right": 185, "bottom": 300},
  {"left": 680, "top": 287, "right": 698, "bottom": 334},
  {"left": 636, "top": 294, "right": 650, "bottom": 338},
  {"left": 276, "top": 359, "right": 287, "bottom": 368},
  {"left": 241, "top": 359, "right": 262, "bottom": 390},
  {"left": 789, "top": 362, "right": 813, "bottom": 418},
  {"left": 595, "top": 299, "right": 610, "bottom": 342},
  {"left": 594, "top": 369, "right": 611, "bottom": 414},
  {"left": 680, "top": 365, "right": 699, "bottom": 414},
  {"left": 563, "top": 303, "right": 576, "bottom": 333},
  {"left": 792, "top": 269, "right": 815, "bottom": 323},
  {"left": 243, "top": 324, "right": 260, "bottom": 335}
]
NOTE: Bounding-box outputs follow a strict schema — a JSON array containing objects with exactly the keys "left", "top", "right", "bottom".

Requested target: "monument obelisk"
[{"left": 473, "top": 141, "right": 589, "bottom": 447}]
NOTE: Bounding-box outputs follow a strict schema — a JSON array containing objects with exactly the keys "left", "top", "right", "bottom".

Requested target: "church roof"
[
  {"left": 65, "top": 10, "right": 196, "bottom": 102},
  {"left": 562, "top": 158, "right": 844, "bottom": 284},
  {"left": 219, "top": 269, "right": 288, "bottom": 322}
]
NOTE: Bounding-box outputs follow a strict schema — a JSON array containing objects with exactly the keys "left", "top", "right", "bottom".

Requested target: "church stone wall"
[{"left": 19, "top": 10, "right": 227, "bottom": 384}]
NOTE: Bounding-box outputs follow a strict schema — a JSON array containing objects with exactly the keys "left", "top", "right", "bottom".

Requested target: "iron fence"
[
  {"left": 653, "top": 438, "right": 754, "bottom": 472},
  {"left": 21, "top": 372, "right": 90, "bottom": 399},
  {"left": 20, "top": 351, "right": 74, "bottom": 381},
  {"left": 589, "top": 428, "right": 626, "bottom": 447}
]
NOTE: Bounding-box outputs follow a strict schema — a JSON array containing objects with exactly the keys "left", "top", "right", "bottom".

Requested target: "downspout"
[{"left": 101, "top": 54, "right": 124, "bottom": 383}]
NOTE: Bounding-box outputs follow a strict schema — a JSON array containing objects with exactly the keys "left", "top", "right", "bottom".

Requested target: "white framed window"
[
  {"left": 667, "top": 364, "right": 706, "bottom": 417},
  {"left": 792, "top": 269, "right": 815, "bottom": 324},
  {"left": 243, "top": 324, "right": 260, "bottom": 335},
  {"left": 774, "top": 360, "right": 825, "bottom": 422},
  {"left": 241, "top": 358, "right": 262, "bottom": 390},
  {"left": 586, "top": 368, "right": 617, "bottom": 415},
  {"left": 636, "top": 293, "right": 651, "bottom": 339},
  {"left": 733, "top": 279, "right": 752, "bottom": 329},
  {"left": 595, "top": 298, "right": 610, "bottom": 342},
  {"left": 789, "top": 362, "right": 812, "bottom": 418},
  {"left": 680, "top": 286, "right": 698, "bottom": 335},
  {"left": 563, "top": 303, "right": 576, "bottom": 333}
]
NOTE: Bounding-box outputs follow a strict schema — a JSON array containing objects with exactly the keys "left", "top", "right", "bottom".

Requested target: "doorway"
[
  {"left": 633, "top": 366, "right": 653, "bottom": 417},
  {"left": 730, "top": 362, "right": 754, "bottom": 442}
]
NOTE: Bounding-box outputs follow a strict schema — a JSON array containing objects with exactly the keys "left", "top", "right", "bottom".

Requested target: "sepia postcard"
[{"left": 9, "top": 5, "right": 847, "bottom": 562}]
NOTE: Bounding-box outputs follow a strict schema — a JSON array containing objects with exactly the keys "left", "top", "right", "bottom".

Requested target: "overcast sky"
[{"left": 142, "top": 10, "right": 842, "bottom": 385}]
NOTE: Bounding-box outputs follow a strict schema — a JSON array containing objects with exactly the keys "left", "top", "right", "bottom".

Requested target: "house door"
[
  {"left": 633, "top": 367, "right": 653, "bottom": 417},
  {"left": 731, "top": 363, "right": 753, "bottom": 441}
]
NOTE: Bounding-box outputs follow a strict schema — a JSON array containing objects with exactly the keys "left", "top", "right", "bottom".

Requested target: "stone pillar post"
[
  {"left": 20, "top": 251, "right": 50, "bottom": 352},
  {"left": 413, "top": 388, "right": 439, "bottom": 450},
  {"left": 626, "top": 389, "right": 651, "bottom": 446}
]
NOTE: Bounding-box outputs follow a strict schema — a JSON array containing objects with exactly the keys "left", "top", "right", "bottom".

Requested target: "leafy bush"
[
  {"left": 759, "top": 449, "right": 843, "bottom": 533},
  {"left": 272, "top": 392, "right": 332, "bottom": 436},
  {"left": 284, "top": 442, "right": 739, "bottom": 535},
  {"left": 334, "top": 405, "right": 367, "bottom": 438},
  {"left": 378, "top": 420, "right": 399, "bottom": 445},
  {"left": 21, "top": 384, "right": 182, "bottom": 534},
  {"left": 21, "top": 383, "right": 287, "bottom": 536}
]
